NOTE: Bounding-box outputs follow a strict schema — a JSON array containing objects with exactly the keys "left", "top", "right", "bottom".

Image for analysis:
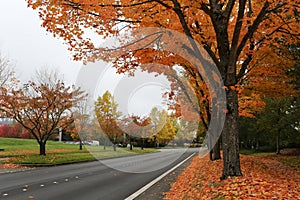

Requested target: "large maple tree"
[{"left": 27, "top": 0, "right": 299, "bottom": 178}]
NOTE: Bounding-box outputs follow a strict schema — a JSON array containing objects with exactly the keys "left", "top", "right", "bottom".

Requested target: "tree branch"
[
  {"left": 236, "top": 53, "right": 253, "bottom": 81},
  {"left": 224, "top": 0, "right": 236, "bottom": 19},
  {"left": 203, "top": 44, "right": 220, "bottom": 67},
  {"left": 229, "top": 0, "right": 247, "bottom": 63},
  {"left": 236, "top": 1, "right": 270, "bottom": 58}
]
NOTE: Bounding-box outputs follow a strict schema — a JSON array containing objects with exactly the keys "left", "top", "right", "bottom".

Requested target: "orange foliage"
[
  {"left": 238, "top": 86, "right": 266, "bottom": 118},
  {"left": 244, "top": 44, "right": 297, "bottom": 97},
  {"left": 165, "top": 154, "right": 300, "bottom": 199},
  {"left": 25, "top": 0, "right": 299, "bottom": 120},
  {"left": 238, "top": 44, "right": 297, "bottom": 116},
  {"left": 26, "top": 1, "right": 299, "bottom": 81}
]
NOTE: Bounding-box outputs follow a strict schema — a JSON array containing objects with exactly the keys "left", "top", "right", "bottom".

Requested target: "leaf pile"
[{"left": 165, "top": 154, "right": 300, "bottom": 199}]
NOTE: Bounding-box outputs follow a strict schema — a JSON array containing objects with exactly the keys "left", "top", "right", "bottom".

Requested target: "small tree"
[
  {"left": 132, "top": 115, "right": 152, "bottom": 150},
  {"left": 94, "top": 91, "right": 123, "bottom": 151},
  {"left": 257, "top": 97, "right": 299, "bottom": 154},
  {"left": 148, "top": 109, "right": 176, "bottom": 147},
  {"left": 72, "top": 98, "right": 92, "bottom": 150},
  {"left": 1, "top": 81, "right": 85, "bottom": 155}
]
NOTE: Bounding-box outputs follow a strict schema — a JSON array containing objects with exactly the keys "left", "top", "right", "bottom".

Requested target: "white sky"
[
  {"left": 0, "top": 0, "right": 170, "bottom": 117},
  {"left": 0, "top": 0, "right": 82, "bottom": 84}
]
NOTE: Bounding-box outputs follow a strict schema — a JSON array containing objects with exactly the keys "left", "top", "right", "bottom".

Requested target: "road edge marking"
[{"left": 124, "top": 153, "right": 195, "bottom": 200}]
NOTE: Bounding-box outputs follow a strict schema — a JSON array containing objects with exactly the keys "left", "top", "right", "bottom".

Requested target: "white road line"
[{"left": 124, "top": 153, "right": 195, "bottom": 200}]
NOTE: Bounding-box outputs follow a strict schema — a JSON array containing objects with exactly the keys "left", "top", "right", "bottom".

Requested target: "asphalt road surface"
[{"left": 0, "top": 148, "right": 197, "bottom": 200}]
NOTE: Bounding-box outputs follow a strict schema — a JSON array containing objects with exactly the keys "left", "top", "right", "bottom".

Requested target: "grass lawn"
[
  {"left": 240, "top": 148, "right": 300, "bottom": 173},
  {"left": 0, "top": 137, "right": 156, "bottom": 165}
]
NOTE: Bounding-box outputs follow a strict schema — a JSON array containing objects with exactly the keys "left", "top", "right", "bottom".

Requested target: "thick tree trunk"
[
  {"left": 39, "top": 142, "right": 46, "bottom": 156},
  {"left": 221, "top": 89, "right": 242, "bottom": 179}
]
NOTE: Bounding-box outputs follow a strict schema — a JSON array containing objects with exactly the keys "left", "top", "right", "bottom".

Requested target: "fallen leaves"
[
  {"left": 0, "top": 163, "right": 31, "bottom": 173},
  {"left": 0, "top": 163, "right": 28, "bottom": 169},
  {"left": 165, "top": 154, "right": 300, "bottom": 199}
]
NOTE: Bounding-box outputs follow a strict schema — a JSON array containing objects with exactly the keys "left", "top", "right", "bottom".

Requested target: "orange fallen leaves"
[
  {"left": 0, "top": 163, "right": 28, "bottom": 169},
  {"left": 165, "top": 154, "right": 300, "bottom": 200}
]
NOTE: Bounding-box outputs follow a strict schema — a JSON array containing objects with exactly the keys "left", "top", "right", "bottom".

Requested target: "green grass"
[
  {"left": 0, "top": 137, "right": 79, "bottom": 151},
  {"left": 0, "top": 137, "right": 157, "bottom": 165},
  {"left": 239, "top": 149, "right": 274, "bottom": 156},
  {"left": 240, "top": 148, "right": 300, "bottom": 172},
  {"left": 277, "top": 156, "right": 300, "bottom": 171}
]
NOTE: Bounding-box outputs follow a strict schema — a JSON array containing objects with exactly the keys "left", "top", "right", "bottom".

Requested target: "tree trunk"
[
  {"left": 39, "top": 142, "right": 46, "bottom": 156},
  {"left": 255, "top": 139, "right": 259, "bottom": 150},
  {"left": 276, "top": 132, "right": 280, "bottom": 155},
  {"left": 129, "top": 137, "right": 133, "bottom": 150},
  {"left": 209, "top": 141, "right": 221, "bottom": 161},
  {"left": 221, "top": 89, "right": 242, "bottom": 179},
  {"left": 141, "top": 138, "right": 144, "bottom": 150},
  {"left": 103, "top": 139, "right": 107, "bottom": 150},
  {"left": 79, "top": 139, "right": 83, "bottom": 150},
  {"left": 210, "top": 138, "right": 221, "bottom": 161},
  {"left": 113, "top": 136, "right": 117, "bottom": 151}
]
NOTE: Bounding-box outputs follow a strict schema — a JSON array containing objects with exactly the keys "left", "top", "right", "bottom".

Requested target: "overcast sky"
[
  {"left": 0, "top": 0, "right": 170, "bottom": 117},
  {"left": 0, "top": 0, "right": 82, "bottom": 84}
]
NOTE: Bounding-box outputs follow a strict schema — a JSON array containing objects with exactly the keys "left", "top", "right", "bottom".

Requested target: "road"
[{"left": 0, "top": 148, "right": 197, "bottom": 200}]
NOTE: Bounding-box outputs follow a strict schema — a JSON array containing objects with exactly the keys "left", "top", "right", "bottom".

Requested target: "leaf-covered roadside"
[
  {"left": 165, "top": 154, "right": 300, "bottom": 199},
  {"left": 0, "top": 163, "right": 30, "bottom": 170}
]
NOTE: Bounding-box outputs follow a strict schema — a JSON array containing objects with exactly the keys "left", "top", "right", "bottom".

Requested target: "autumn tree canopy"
[
  {"left": 240, "top": 46, "right": 300, "bottom": 153},
  {"left": 147, "top": 108, "right": 176, "bottom": 147},
  {"left": 94, "top": 90, "right": 123, "bottom": 150},
  {"left": 27, "top": 0, "right": 299, "bottom": 178}
]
